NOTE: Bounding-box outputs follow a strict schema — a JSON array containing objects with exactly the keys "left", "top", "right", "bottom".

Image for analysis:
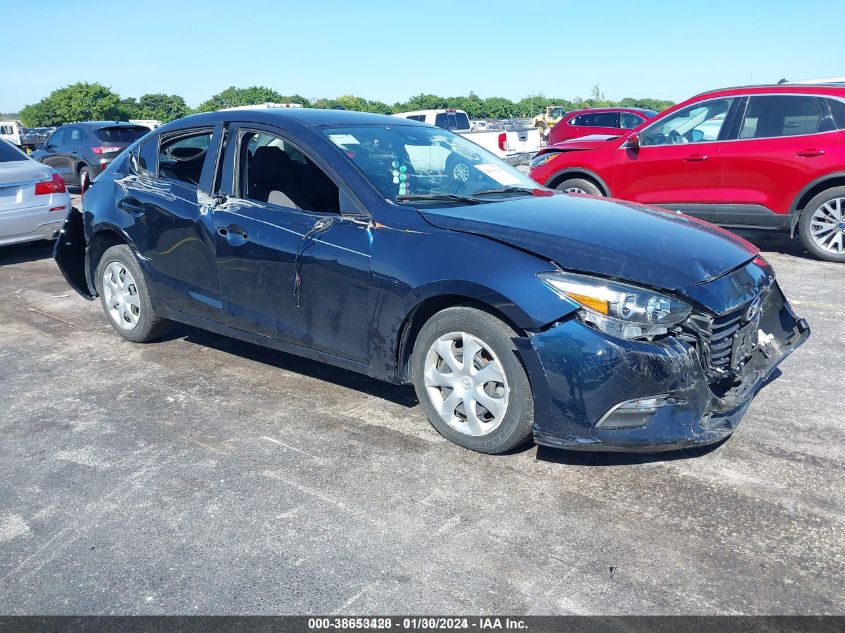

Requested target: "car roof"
[
  {"left": 692, "top": 83, "right": 845, "bottom": 99},
  {"left": 567, "top": 107, "right": 656, "bottom": 115},
  {"left": 160, "top": 108, "right": 428, "bottom": 131},
  {"left": 65, "top": 121, "right": 150, "bottom": 128}
]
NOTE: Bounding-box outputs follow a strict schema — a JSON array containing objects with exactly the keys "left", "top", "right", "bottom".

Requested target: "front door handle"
[
  {"left": 117, "top": 197, "right": 145, "bottom": 216},
  {"left": 796, "top": 148, "right": 825, "bottom": 158},
  {"left": 683, "top": 154, "right": 708, "bottom": 162}
]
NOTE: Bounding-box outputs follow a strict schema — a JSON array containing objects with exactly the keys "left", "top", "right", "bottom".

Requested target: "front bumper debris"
[{"left": 517, "top": 282, "right": 809, "bottom": 452}]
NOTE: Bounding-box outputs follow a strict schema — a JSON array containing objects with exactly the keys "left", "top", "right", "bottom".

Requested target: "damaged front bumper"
[{"left": 517, "top": 283, "right": 809, "bottom": 452}]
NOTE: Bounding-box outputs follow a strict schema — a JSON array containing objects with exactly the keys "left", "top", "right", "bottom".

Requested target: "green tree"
[
  {"left": 482, "top": 97, "right": 515, "bottom": 119},
  {"left": 134, "top": 93, "right": 190, "bottom": 122},
  {"left": 19, "top": 82, "right": 124, "bottom": 126},
  {"left": 397, "top": 93, "right": 449, "bottom": 112},
  {"left": 196, "top": 86, "right": 285, "bottom": 112}
]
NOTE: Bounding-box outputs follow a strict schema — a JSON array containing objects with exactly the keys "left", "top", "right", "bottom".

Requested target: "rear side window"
[
  {"left": 739, "top": 95, "right": 823, "bottom": 139},
  {"left": 571, "top": 112, "right": 620, "bottom": 127},
  {"left": 826, "top": 98, "right": 845, "bottom": 129},
  {"left": 0, "top": 139, "right": 27, "bottom": 162},
  {"left": 96, "top": 126, "right": 148, "bottom": 143},
  {"left": 129, "top": 138, "right": 159, "bottom": 177},
  {"left": 158, "top": 130, "right": 213, "bottom": 186}
]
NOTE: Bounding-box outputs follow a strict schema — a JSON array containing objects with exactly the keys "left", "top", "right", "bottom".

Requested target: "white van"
[{"left": 0, "top": 121, "right": 24, "bottom": 148}]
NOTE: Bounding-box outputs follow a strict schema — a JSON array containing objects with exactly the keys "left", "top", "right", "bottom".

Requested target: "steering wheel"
[{"left": 668, "top": 129, "right": 688, "bottom": 145}]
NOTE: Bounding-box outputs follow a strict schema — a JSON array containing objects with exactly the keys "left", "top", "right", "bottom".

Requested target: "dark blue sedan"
[{"left": 54, "top": 109, "right": 809, "bottom": 454}]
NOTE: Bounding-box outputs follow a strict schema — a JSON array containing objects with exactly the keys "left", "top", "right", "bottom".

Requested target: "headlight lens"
[
  {"left": 528, "top": 152, "right": 560, "bottom": 168},
  {"left": 538, "top": 271, "right": 692, "bottom": 339}
]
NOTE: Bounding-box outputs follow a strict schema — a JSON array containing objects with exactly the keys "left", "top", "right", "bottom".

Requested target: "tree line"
[{"left": 17, "top": 82, "right": 676, "bottom": 127}]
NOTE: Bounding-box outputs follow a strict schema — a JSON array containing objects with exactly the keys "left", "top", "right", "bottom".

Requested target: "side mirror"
[{"left": 625, "top": 133, "right": 640, "bottom": 149}]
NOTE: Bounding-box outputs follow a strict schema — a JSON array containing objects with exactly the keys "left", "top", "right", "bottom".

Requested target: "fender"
[
  {"left": 545, "top": 166, "right": 612, "bottom": 196},
  {"left": 787, "top": 171, "right": 845, "bottom": 236}
]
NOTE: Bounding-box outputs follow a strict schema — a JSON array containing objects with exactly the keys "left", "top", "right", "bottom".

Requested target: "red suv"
[
  {"left": 529, "top": 82, "right": 845, "bottom": 262},
  {"left": 548, "top": 107, "right": 657, "bottom": 145}
]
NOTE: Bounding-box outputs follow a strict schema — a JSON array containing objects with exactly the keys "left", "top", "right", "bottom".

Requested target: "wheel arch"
[
  {"left": 395, "top": 293, "right": 530, "bottom": 384},
  {"left": 85, "top": 227, "right": 133, "bottom": 296},
  {"left": 545, "top": 167, "right": 611, "bottom": 196},
  {"left": 789, "top": 172, "right": 845, "bottom": 234}
]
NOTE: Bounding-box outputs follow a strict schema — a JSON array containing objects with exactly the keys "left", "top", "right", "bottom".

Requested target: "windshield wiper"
[
  {"left": 395, "top": 193, "right": 482, "bottom": 205},
  {"left": 471, "top": 187, "right": 537, "bottom": 197}
]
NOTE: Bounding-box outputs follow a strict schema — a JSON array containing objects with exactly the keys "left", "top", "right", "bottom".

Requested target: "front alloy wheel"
[
  {"left": 411, "top": 306, "right": 534, "bottom": 454},
  {"left": 424, "top": 331, "right": 509, "bottom": 437}
]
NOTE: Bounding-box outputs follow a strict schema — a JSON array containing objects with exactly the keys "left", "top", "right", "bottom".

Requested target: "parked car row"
[{"left": 528, "top": 80, "right": 845, "bottom": 262}]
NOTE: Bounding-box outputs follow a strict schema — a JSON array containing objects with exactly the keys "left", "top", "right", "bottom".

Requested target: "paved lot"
[{"left": 0, "top": 213, "right": 842, "bottom": 614}]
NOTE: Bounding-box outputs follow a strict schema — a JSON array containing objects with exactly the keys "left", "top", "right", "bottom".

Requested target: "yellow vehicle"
[{"left": 531, "top": 106, "right": 567, "bottom": 137}]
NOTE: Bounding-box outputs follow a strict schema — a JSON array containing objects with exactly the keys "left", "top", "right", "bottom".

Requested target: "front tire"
[
  {"left": 411, "top": 306, "right": 534, "bottom": 454},
  {"left": 554, "top": 177, "right": 602, "bottom": 195},
  {"left": 798, "top": 187, "right": 845, "bottom": 262},
  {"left": 95, "top": 244, "right": 170, "bottom": 342}
]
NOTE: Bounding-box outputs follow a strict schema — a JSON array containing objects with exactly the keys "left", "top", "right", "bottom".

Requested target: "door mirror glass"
[{"left": 690, "top": 129, "right": 705, "bottom": 142}]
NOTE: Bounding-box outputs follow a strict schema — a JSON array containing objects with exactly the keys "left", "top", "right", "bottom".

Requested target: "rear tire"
[
  {"left": 798, "top": 187, "right": 845, "bottom": 262},
  {"left": 78, "top": 166, "right": 93, "bottom": 193},
  {"left": 554, "top": 177, "right": 602, "bottom": 196},
  {"left": 95, "top": 244, "right": 170, "bottom": 342},
  {"left": 411, "top": 306, "right": 534, "bottom": 454}
]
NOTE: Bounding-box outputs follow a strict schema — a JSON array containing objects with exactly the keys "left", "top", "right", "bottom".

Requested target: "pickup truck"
[{"left": 393, "top": 109, "right": 541, "bottom": 165}]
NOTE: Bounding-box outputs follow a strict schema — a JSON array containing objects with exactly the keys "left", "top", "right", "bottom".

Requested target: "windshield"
[
  {"left": 322, "top": 124, "right": 541, "bottom": 204},
  {"left": 0, "top": 139, "right": 27, "bottom": 162}
]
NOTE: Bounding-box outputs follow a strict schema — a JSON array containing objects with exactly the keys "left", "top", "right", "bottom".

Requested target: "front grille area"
[
  {"left": 683, "top": 292, "right": 767, "bottom": 381},
  {"left": 708, "top": 307, "right": 747, "bottom": 372}
]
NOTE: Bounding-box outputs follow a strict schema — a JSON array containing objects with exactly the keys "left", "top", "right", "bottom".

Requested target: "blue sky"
[{"left": 2, "top": 0, "right": 843, "bottom": 112}]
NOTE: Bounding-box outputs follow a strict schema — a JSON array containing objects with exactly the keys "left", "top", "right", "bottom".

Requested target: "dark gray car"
[{"left": 31, "top": 122, "right": 149, "bottom": 191}]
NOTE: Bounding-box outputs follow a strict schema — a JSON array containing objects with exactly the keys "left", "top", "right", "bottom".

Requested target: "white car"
[{"left": 0, "top": 140, "right": 72, "bottom": 246}]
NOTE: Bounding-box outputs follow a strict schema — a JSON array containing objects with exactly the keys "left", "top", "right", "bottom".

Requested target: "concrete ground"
[{"left": 0, "top": 212, "right": 842, "bottom": 614}]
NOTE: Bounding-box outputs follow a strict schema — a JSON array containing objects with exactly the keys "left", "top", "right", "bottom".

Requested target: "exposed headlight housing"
[
  {"left": 538, "top": 271, "right": 692, "bottom": 340},
  {"left": 528, "top": 152, "right": 560, "bottom": 168}
]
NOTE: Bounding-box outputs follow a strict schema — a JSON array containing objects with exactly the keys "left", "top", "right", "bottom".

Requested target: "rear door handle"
[
  {"left": 117, "top": 198, "right": 145, "bottom": 216},
  {"left": 796, "top": 149, "right": 825, "bottom": 158},
  {"left": 683, "top": 154, "right": 708, "bottom": 162}
]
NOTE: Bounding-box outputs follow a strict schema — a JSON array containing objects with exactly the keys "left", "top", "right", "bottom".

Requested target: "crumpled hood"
[{"left": 419, "top": 194, "right": 758, "bottom": 291}]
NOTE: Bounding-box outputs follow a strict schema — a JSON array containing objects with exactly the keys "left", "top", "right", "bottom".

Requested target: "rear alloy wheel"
[
  {"left": 411, "top": 306, "right": 534, "bottom": 454},
  {"left": 799, "top": 187, "right": 845, "bottom": 263},
  {"left": 555, "top": 177, "right": 602, "bottom": 196},
  {"left": 78, "top": 166, "right": 93, "bottom": 194},
  {"left": 95, "top": 244, "right": 170, "bottom": 342}
]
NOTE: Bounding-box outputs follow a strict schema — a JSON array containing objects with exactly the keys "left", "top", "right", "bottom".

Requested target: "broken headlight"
[{"left": 538, "top": 271, "right": 692, "bottom": 340}]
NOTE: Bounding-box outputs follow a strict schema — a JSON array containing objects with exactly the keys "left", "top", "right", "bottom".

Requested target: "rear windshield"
[
  {"left": 96, "top": 126, "right": 149, "bottom": 143},
  {"left": 0, "top": 139, "right": 27, "bottom": 162}
]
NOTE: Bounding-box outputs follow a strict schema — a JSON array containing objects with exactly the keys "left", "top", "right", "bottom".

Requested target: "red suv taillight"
[
  {"left": 497, "top": 132, "right": 507, "bottom": 152},
  {"left": 91, "top": 146, "right": 121, "bottom": 154},
  {"left": 35, "top": 172, "right": 66, "bottom": 195}
]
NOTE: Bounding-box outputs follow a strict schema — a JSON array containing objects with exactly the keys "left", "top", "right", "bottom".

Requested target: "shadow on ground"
[{"left": 0, "top": 241, "right": 54, "bottom": 266}]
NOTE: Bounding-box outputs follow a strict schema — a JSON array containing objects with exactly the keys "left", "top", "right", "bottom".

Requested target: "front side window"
[
  {"left": 620, "top": 112, "right": 645, "bottom": 129},
  {"left": 239, "top": 131, "right": 339, "bottom": 213},
  {"left": 158, "top": 130, "right": 212, "bottom": 186},
  {"left": 323, "top": 124, "right": 540, "bottom": 205},
  {"left": 641, "top": 98, "right": 734, "bottom": 146},
  {"left": 47, "top": 128, "right": 66, "bottom": 147},
  {"left": 739, "top": 95, "right": 823, "bottom": 139}
]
